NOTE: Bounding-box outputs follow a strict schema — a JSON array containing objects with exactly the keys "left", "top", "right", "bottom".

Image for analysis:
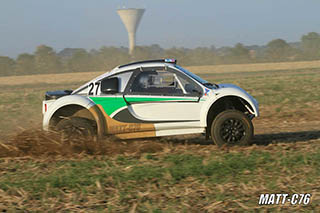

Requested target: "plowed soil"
[{"left": 1, "top": 109, "right": 319, "bottom": 158}]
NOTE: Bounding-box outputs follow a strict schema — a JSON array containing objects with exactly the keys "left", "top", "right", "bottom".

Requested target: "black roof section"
[{"left": 118, "top": 59, "right": 177, "bottom": 68}]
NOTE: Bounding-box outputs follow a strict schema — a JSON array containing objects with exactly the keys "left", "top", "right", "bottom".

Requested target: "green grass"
[{"left": 1, "top": 147, "right": 319, "bottom": 211}]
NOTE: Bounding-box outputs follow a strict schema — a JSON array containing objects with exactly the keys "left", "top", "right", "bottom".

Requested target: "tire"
[
  {"left": 210, "top": 110, "right": 253, "bottom": 146},
  {"left": 55, "top": 117, "right": 95, "bottom": 141}
]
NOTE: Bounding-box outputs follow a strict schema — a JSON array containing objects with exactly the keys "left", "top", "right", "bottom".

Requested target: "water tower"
[{"left": 117, "top": 8, "right": 145, "bottom": 55}]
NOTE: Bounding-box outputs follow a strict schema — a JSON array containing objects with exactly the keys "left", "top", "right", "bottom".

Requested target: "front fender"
[
  {"left": 42, "top": 95, "right": 95, "bottom": 131},
  {"left": 200, "top": 86, "right": 259, "bottom": 127}
]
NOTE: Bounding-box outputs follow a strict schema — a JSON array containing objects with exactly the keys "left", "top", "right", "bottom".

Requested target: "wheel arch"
[
  {"left": 43, "top": 95, "right": 106, "bottom": 138},
  {"left": 49, "top": 104, "right": 93, "bottom": 127},
  {"left": 203, "top": 95, "right": 257, "bottom": 138}
]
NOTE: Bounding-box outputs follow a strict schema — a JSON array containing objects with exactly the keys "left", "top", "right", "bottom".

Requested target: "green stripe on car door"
[
  {"left": 89, "top": 97, "right": 127, "bottom": 116},
  {"left": 125, "top": 97, "right": 197, "bottom": 102},
  {"left": 90, "top": 96, "right": 198, "bottom": 116}
]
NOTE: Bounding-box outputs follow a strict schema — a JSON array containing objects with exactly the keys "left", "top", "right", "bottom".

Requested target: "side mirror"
[{"left": 100, "top": 77, "right": 119, "bottom": 94}]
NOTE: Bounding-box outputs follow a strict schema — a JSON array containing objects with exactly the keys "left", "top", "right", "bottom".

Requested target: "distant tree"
[
  {"left": 164, "top": 47, "right": 189, "bottom": 65},
  {"left": 15, "top": 53, "right": 36, "bottom": 75},
  {"left": 151, "top": 44, "right": 165, "bottom": 57},
  {"left": 214, "top": 46, "right": 233, "bottom": 64},
  {"left": 132, "top": 46, "right": 156, "bottom": 61},
  {"left": 66, "top": 49, "right": 93, "bottom": 73},
  {"left": 0, "top": 56, "right": 15, "bottom": 76},
  {"left": 95, "top": 46, "right": 130, "bottom": 70},
  {"left": 34, "top": 45, "right": 62, "bottom": 74},
  {"left": 266, "top": 39, "right": 294, "bottom": 61},
  {"left": 301, "top": 32, "right": 320, "bottom": 59},
  {"left": 228, "top": 43, "right": 250, "bottom": 63},
  {"left": 186, "top": 47, "right": 217, "bottom": 65},
  {"left": 58, "top": 48, "right": 85, "bottom": 61},
  {"left": 7, "top": 34, "right": 320, "bottom": 77}
]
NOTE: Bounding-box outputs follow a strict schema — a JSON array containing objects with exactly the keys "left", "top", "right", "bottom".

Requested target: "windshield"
[{"left": 175, "top": 65, "right": 208, "bottom": 84}]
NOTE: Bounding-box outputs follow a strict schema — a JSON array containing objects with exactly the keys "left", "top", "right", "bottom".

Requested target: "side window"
[
  {"left": 129, "top": 69, "right": 184, "bottom": 95},
  {"left": 176, "top": 74, "right": 202, "bottom": 96}
]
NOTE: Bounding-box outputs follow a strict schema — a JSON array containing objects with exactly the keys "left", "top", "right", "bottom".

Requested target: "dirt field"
[{"left": 0, "top": 60, "right": 320, "bottom": 211}]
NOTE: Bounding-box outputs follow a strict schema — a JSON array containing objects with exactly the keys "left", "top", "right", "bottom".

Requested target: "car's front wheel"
[
  {"left": 55, "top": 117, "right": 95, "bottom": 141},
  {"left": 211, "top": 110, "right": 253, "bottom": 146}
]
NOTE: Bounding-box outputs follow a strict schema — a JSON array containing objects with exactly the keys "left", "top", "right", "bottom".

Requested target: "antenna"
[{"left": 117, "top": 8, "right": 145, "bottom": 55}]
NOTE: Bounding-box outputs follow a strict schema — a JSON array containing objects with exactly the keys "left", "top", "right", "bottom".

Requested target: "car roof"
[
  {"left": 118, "top": 59, "right": 177, "bottom": 68},
  {"left": 96, "top": 61, "right": 178, "bottom": 80},
  {"left": 113, "top": 62, "right": 174, "bottom": 74},
  {"left": 72, "top": 60, "right": 179, "bottom": 94}
]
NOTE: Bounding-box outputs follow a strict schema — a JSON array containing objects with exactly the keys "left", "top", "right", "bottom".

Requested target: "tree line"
[{"left": 1, "top": 32, "right": 320, "bottom": 77}]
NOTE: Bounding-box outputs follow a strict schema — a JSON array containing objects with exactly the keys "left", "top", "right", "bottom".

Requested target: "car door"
[
  {"left": 88, "top": 70, "right": 147, "bottom": 135},
  {"left": 121, "top": 67, "right": 204, "bottom": 129}
]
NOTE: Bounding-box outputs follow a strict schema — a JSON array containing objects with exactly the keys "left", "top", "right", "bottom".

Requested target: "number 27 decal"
[{"left": 88, "top": 82, "right": 100, "bottom": 95}]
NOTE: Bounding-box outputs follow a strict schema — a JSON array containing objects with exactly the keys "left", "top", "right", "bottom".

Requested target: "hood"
[{"left": 218, "top": 83, "right": 245, "bottom": 91}]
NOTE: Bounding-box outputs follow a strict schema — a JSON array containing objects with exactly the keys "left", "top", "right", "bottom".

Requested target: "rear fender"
[{"left": 42, "top": 95, "right": 106, "bottom": 138}]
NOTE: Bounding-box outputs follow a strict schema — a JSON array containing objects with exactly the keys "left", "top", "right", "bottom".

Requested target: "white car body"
[{"left": 43, "top": 59, "right": 259, "bottom": 140}]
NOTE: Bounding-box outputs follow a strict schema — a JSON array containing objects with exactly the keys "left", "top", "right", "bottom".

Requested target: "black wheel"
[
  {"left": 210, "top": 110, "right": 253, "bottom": 146},
  {"left": 55, "top": 117, "right": 95, "bottom": 141}
]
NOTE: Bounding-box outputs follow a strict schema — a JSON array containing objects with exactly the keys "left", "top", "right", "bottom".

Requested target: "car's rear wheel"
[
  {"left": 55, "top": 117, "right": 95, "bottom": 141},
  {"left": 210, "top": 110, "right": 253, "bottom": 146}
]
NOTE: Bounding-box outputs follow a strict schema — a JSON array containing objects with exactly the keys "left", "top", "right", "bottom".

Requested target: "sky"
[{"left": 1, "top": 0, "right": 320, "bottom": 57}]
